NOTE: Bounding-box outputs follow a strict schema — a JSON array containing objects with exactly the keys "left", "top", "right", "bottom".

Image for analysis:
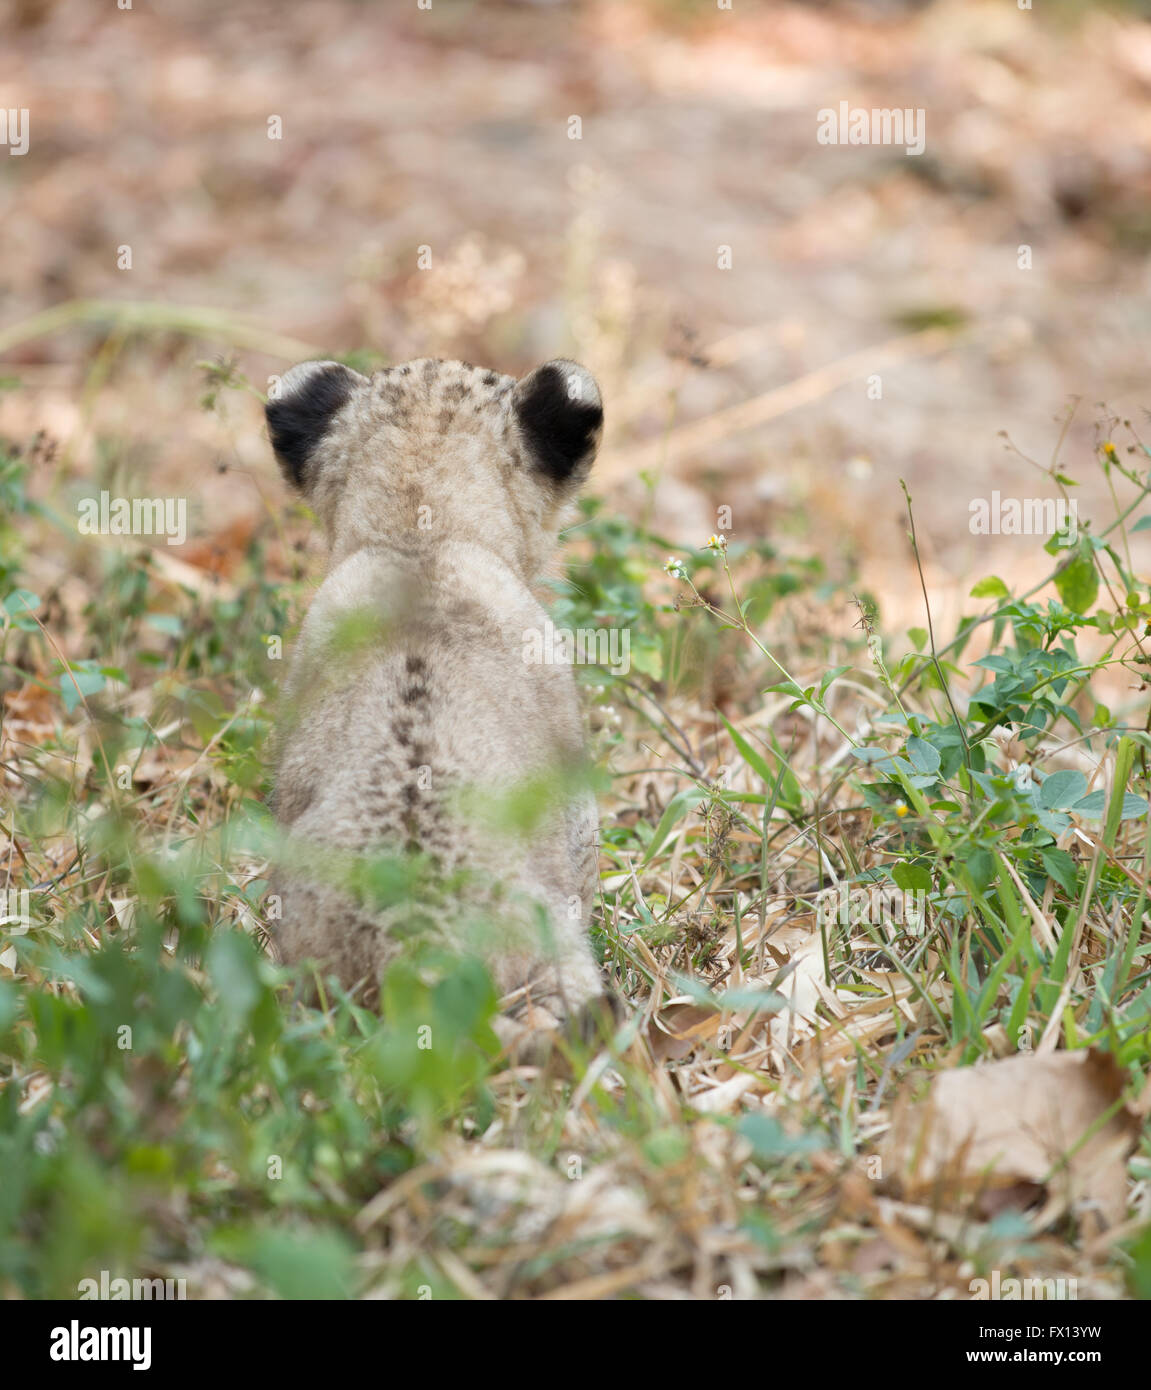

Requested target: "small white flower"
[{"left": 705, "top": 534, "right": 727, "bottom": 552}]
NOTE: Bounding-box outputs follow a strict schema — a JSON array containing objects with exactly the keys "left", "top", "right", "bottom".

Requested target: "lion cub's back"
[{"left": 274, "top": 541, "right": 587, "bottom": 859}]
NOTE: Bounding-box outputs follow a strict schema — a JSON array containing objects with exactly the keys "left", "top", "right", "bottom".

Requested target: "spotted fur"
[{"left": 266, "top": 357, "right": 607, "bottom": 1029}]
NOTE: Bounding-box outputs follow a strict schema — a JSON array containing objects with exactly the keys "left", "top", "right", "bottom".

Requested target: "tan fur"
[{"left": 266, "top": 357, "right": 607, "bottom": 1027}]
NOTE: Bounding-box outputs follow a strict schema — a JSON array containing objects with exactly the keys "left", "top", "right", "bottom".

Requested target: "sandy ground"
[{"left": 2, "top": 0, "right": 1150, "bottom": 640}]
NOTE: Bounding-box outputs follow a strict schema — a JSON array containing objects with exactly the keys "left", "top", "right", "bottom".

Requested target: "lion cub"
[{"left": 265, "top": 356, "right": 610, "bottom": 1037}]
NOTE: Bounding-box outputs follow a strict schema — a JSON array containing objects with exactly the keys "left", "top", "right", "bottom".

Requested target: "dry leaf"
[
  {"left": 647, "top": 1001, "right": 718, "bottom": 1062},
  {"left": 883, "top": 1048, "right": 1139, "bottom": 1232}
]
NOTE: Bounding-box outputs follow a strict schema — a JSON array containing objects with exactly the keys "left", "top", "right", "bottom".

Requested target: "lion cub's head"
[{"left": 266, "top": 356, "right": 603, "bottom": 579}]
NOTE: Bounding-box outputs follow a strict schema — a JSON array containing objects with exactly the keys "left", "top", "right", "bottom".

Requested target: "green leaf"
[
  {"left": 1038, "top": 810, "right": 1071, "bottom": 838},
  {"left": 850, "top": 746, "right": 900, "bottom": 773},
  {"left": 2, "top": 588, "right": 40, "bottom": 618},
  {"left": 641, "top": 789, "right": 699, "bottom": 866},
  {"left": 1054, "top": 544, "right": 1098, "bottom": 614},
  {"left": 1039, "top": 769, "right": 1088, "bottom": 810},
  {"left": 958, "top": 848, "right": 993, "bottom": 892},
  {"left": 217, "top": 1225, "right": 355, "bottom": 1300},
  {"left": 642, "top": 1128, "right": 690, "bottom": 1168},
  {"left": 907, "top": 627, "right": 927, "bottom": 651},
  {"left": 892, "top": 861, "right": 932, "bottom": 893},
  {"left": 630, "top": 644, "right": 663, "bottom": 681},
  {"left": 206, "top": 930, "right": 262, "bottom": 1022},
  {"left": 716, "top": 987, "right": 787, "bottom": 1014},
  {"left": 58, "top": 663, "right": 106, "bottom": 714},
  {"left": 765, "top": 679, "right": 805, "bottom": 702},
  {"left": 905, "top": 736, "right": 941, "bottom": 776},
  {"left": 1104, "top": 737, "right": 1137, "bottom": 849},
  {"left": 738, "top": 1114, "right": 824, "bottom": 1161},
  {"left": 970, "top": 576, "right": 1009, "bottom": 600},
  {"left": 1040, "top": 848, "right": 1077, "bottom": 895},
  {"left": 817, "top": 665, "right": 851, "bottom": 701},
  {"left": 1130, "top": 515, "right": 1151, "bottom": 533},
  {"left": 719, "top": 714, "right": 775, "bottom": 789},
  {"left": 0, "top": 978, "right": 20, "bottom": 1034}
]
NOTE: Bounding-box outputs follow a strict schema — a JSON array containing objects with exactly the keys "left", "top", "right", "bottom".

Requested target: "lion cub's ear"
[
  {"left": 266, "top": 361, "right": 367, "bottom": 491},
  {"left": 512, "top": 359, "right": 603, "bottom": 489}
]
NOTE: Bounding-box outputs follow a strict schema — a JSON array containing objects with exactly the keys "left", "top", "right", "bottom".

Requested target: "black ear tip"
[
  {"left": 513, "top": 359, "right": 603, "bottom": 485},
  {"left": 535, "top": 359, "right": 603, "bottom": 416},
  {"left": 266, "top": 361, "right": 359, "bottom": 489}
]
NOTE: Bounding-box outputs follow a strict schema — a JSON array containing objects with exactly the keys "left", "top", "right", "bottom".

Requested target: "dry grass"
[
  {"left": 1, "top": 318, "right": 1148, "bottom": 1298},
  {"left": 5, "top": 0, "right": 1151, "bottom": 1292}
]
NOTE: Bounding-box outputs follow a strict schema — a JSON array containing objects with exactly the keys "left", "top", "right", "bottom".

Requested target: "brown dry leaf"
[
  {"left": 1, "top": 681, "right": 59, "bottom": 765},
  {"left": 692, "top": 1072, "right": 758, "bottom": 1115},
  {"left": 848, "top": 1234, "right": 903, "bottom": 1278},
  {"left": 883, "top": 1048, "right": 1139, "bottom": 1232},
  {"left": 647, "top": 1001, "right": 718, "bottom": 1062},
  {"left": 149, "top": 548, "right": 238, "bottom": 602}
]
